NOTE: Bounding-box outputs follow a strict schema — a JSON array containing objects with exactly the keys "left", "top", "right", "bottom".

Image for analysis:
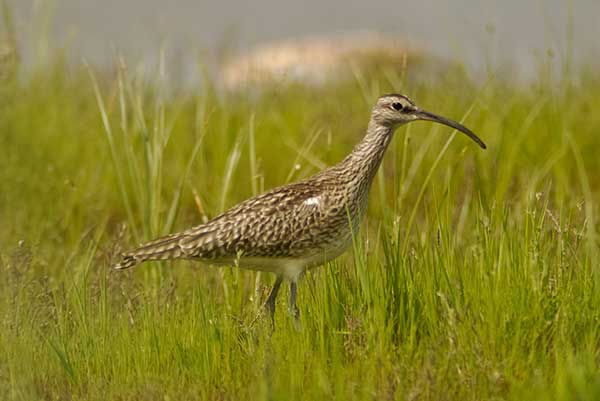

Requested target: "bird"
[{"left": 113, "top": 93, "right": 486, "bottom": 327}]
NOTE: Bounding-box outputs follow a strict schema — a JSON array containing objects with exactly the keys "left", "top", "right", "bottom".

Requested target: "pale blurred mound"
[{"left": 221, "top": 32, "right": 442, "bottom": 90}]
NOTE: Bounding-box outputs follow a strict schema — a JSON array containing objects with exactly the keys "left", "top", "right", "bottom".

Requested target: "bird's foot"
[
  {"left": 248, "top": 308, "right": 263, "bottom": 329},
  {"left": 249, "top": 276, "right": 282, "bottom": 330},
  {"left": 289, "top": 305, "right": 301, "bottom": 332},
  {"left": 249, "top": 301, "right": 273, "bottom": 329}
]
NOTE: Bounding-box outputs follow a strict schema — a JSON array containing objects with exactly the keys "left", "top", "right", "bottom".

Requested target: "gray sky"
[{"left": 6, "top": 0, "right": 600, "bottom": 80}]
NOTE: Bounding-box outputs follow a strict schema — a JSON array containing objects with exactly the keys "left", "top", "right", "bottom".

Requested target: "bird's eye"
[{"left": 392, "top": 102, "right": 404, "bottom": 111}]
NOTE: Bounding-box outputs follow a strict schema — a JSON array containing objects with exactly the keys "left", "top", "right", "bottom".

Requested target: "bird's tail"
[{"left": 113, "top": 232, "right": 187, "bottom": 270}]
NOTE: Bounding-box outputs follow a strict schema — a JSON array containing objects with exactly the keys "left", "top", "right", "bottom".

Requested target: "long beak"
[{"left": 415, "top": 109, "right": 487, "bottom": 149}]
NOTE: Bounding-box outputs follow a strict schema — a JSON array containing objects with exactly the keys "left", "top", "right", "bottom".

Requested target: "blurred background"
[
  {"left": 3, "top": 2, "right": 600, "bottom": 400},
  {"left": 5, "top": 0, "right": 600, "bottom": 84}
]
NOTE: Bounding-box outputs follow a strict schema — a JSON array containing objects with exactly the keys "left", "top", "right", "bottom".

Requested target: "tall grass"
[{"left": 1, "top": 38, "right": 600, "bottom": 400}]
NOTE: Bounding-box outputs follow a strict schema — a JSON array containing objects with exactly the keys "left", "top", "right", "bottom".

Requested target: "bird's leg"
[
  {"left": 250, "top": 275, "right": 283, "bottom": 328},
  {"left": 289, "top": 281, "right": 301, "bottom": 330},
  {"left": 265, "top": 275, "right": 283, "bottom": 324}
]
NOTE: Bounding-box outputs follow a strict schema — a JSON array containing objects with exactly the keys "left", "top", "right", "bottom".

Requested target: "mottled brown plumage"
[{"left": 114, "top": 94, "right": 486, "bottom": 324}]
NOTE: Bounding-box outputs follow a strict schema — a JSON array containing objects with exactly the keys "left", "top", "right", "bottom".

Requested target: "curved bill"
[{"left": 415, "top": 109, "right": 487, "bottom": 149}]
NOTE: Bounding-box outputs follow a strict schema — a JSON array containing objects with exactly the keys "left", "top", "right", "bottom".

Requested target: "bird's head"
[{"left": 371, "top": 94, "right": 486, "bottom": 149}]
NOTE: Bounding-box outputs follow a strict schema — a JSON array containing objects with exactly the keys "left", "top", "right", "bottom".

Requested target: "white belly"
[{"left": 203, "top": 241, "right": 350, "bottom": 281}]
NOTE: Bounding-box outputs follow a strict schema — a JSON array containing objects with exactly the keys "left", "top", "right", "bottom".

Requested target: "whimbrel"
[{"left": 113, "top": 94, "right": 486, "bottom": 326}]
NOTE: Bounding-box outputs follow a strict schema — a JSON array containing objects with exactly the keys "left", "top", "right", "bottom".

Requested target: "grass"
[{"left": 1, "top": 34, "right": 600, "bottom": 400}]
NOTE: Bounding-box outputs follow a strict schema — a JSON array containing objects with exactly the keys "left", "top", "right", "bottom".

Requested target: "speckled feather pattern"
[{"left": 114, "top": 95, "right": 410, "bottom": 278}]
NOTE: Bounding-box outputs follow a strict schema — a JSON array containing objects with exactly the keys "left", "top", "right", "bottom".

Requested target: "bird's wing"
[{"left": 177, "top": 181, "right": 336, "bottom": 260}]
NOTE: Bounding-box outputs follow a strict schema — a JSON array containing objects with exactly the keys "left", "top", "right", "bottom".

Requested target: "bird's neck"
[{"left": 339, "top": 120, "right": 394, "bottom": 184}]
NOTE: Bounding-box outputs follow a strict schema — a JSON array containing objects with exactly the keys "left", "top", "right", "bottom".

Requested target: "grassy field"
[{"left": 1, "top": 34, "right": 600, "bottom": 400}]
